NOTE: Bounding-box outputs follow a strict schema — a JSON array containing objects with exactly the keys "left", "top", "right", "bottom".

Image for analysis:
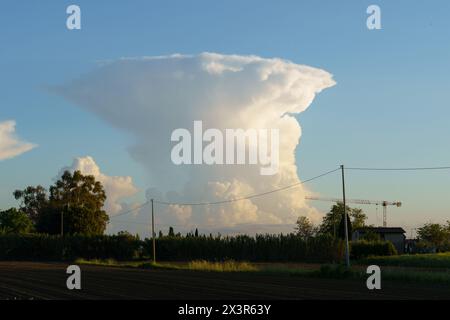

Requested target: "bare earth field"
[{"left": 0, "top": 261, "right": 449, "bottom": 300}]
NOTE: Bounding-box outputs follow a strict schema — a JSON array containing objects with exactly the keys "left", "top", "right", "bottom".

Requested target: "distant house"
[{"left": 352, "top": 227, "right": 406, "bottom": 254}]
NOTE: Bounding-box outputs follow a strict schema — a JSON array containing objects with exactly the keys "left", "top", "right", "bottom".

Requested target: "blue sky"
[{"left": 1, "top": 1, "right": 450, "bottom": 235}]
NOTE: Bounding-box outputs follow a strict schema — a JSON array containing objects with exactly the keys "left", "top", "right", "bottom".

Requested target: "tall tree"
[
  {"left": 319, "top": 203, "right": 347, "bottom": 237},
  {"left": 13, "top": 185, "right": 48, "bottom": 223},
  {"left": 350, "top": 208, "right": 367, "bottom": 230},
  {"left": 319, "top": 203, "right": 366, "bottom": 238},
  {"left": 49, "top": 170, "right": 106, "bottom": 211},
  {"left": 38, "top": 170, "right": 109, "bottom": 235},
  {"left": 295, "top": 216, "right": 316, "bottom": 240},
  {"left": 417, "top": 223, "right": 449, "bottom": 249}
]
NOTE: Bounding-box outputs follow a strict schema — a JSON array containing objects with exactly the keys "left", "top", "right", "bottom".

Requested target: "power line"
[
  {"left": 153, "top": 167, "right": 341, "bottom": 206},
  {"left": 108, "top": 219, "right": 148, "bottom": 225},
  {"left": 106, "top": 164, "right": 450, "bottom": 225},
  {"left": 110, "top": 201, "right": 151, "bottom": 219},
  {"left": 111, "top": 220, "right": 186, "bottom": 227},
  {"left": 108, "top": 167, "right": 340, "bottom": 220},
  {"left": 347, "top": 166, "right": 450, "bottom": 171}
]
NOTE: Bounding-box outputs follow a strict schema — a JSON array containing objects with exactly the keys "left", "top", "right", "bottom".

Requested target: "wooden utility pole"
[
  {"left": 341, "top": 165, "right": 350, "bottom": 267},
  {"left": 151, "top": 199, "right": 156, "bottom": 263}
]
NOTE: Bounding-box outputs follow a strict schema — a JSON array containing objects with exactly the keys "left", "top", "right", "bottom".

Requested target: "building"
[{"left": 352, "top": 227, "right": 406, "bottom": 254}]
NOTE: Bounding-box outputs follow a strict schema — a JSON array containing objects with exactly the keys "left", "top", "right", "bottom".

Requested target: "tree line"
[
  {"left": 1, "top": 168, "right": 448, "bottom": 255},
  {"left": 0, "top": 169, "right": 403, "bottom": 261},
  {"left": 295, "top": 204, "right": 450, "bottom": 252}
]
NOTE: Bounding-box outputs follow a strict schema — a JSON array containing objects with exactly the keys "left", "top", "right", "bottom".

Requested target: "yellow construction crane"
[{"left": 305, "top": 196, "right": 402, "bottom": 227}]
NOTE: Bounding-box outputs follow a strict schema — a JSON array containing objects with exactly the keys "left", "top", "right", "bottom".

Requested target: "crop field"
[{"left": 0, "top": 261, "right": 449, "bottom": 300}]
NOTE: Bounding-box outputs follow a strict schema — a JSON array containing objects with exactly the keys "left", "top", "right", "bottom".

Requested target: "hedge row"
[
  {"left": 350, "top": 240, "right": 398, "bottom": 259},
  {"left": 0, "top": 234, "right": 397, "bottom": 262},
  {"left": 0, "top": 234, "right": 142, "bottom": 261},
  {"left": 148, "top": 234, "right": 344, "bottom": 263}
]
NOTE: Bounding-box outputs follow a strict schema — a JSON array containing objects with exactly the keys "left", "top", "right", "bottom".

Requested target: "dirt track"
[{"left": 0, "top": 262, "right": 448, "bottom": 300}]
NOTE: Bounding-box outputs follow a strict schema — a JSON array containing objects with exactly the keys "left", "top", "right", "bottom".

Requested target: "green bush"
[{"left": 350, "top": 240, "right": 398, "bottom": 259}]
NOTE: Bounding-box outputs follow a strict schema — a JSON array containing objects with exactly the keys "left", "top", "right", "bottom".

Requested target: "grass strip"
[{"left": 75, "top": 259, "right": 450, "bottom": 285}]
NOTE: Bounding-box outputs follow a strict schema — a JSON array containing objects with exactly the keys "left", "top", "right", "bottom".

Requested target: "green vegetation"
[
  {"left": 354, "top": 252, "right": 450, "bottom": 284},
  {"left": 361, "top": 252, "right": 450, "bottom": 269},
  {"left": 415, "top": 222, "right": 450, "bottom": 252},
  {"left": 151, "top": 233, "right": 343, "bottom": 263},
  {"left": 77, "top": 259, "right": 299, "bottom": 274},
  {"left": 0, "top": 233, "right": 142, "bottom": 261},
  {"left": 2, "top": 165, "right": 448, "bottom": 276},
  {"left": 187, "top": 260, "right": 257, "bottom": 272},
  {"left": 75, "top": 258, "right": 120, "bottom": 266},
  {"left": 73, "top": 258, "right": 177, "bottom": 270},
  {"left": 0, "top": 208, "right": 34, "bottom": 234},
  {"left": 317, "top": 203, "right": 367, "bottom": 239},
  {"left": 316, "top": 264, "right": 450, "bottom": 284},
  {"left": 0, "top": 226, "right": 401, "bottom": 263},
  {"left": 0, "top": 232, "right": 343, "bottom": 262},
  {"left": 316, "top": 264, "right": 355, "bottom": 279},
  {"left": 294, "top": 216, "right": 316, "bottom": 240},
  {"left": 359, "top": 229, "right": 381, "bottom": 242},
  {"left": 380, "top": 269, "right": 450, "bottom": 284},
  {"left": 350, "top": 240, "right": 397, "bottom": 259},
  {"left": 13, "top": 170, "right": 109, "bottom": 235},
  {"left": 74, "top": 258, "right": 450, "bottom": 285}
]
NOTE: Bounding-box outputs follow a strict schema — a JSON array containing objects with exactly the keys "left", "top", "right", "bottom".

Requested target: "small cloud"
[
  {"left": 0, "top": 120, "right": 37, "bottom": 160},
  {"left": 58, "top": 156, "right": 139, "bottom": 215}
]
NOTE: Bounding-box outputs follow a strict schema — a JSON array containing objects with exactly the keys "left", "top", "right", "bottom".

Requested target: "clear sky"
[{"left": 1, "top": 0, "right": 450, "bottom": 237}]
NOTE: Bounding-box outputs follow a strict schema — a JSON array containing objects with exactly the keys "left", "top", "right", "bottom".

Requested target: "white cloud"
[
  {"left": 59, "top": 156, "right": 139, "bottom": 215},
  {"left": 55, "top": 53, "right": 335, "bottom": 232},
  {"left": 0, "top": 120, "right": 37, "bottom": 160}
]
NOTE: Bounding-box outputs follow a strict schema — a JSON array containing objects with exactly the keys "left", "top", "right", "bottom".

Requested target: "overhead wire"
[
  {"left": 108, "top": 164, "right": 450, "bottom": 226},
  {"left": 153, "top": 167, "right": 341, "bottom": 206},
  {"left": 109, "top": 167, "right": 341, "bottom": 221}
]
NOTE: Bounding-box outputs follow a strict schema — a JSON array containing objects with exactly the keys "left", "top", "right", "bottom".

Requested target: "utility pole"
[
  {"left": 151, "top": 199, "right": 156, "bottom": 263},
  {"left": 341, "top": 165, "right": 350, "bottom": 268}
]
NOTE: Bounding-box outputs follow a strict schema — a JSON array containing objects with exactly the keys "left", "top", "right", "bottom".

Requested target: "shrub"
[{"left": 350, "top": 240, "right": 398, "bottom": 259}]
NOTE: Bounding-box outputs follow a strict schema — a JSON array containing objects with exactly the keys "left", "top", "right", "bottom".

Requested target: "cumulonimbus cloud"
[
  {"left": 58, "top": 156, "right": 139, "bottom": 215},
  {"left": 0, "top": 120, "right": 37, "bottom": 161},
  {"left": 54, "top": 53, "right": 336, "bottom": 233}
]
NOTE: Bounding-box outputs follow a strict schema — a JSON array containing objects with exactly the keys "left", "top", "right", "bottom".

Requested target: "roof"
[{"left": 355, "top": 227, "right": 406, "bottom": 234}]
